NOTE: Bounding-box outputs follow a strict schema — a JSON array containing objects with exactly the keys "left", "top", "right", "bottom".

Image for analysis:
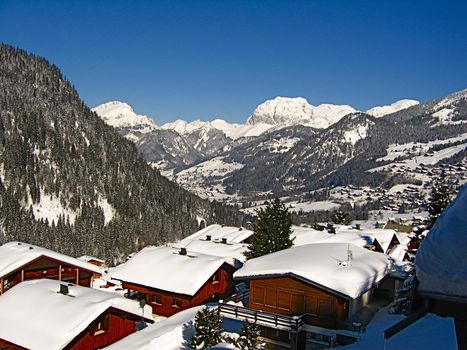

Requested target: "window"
[
  {"left": 93, "top": 315, "right": 109, "bottom": 336},
  {"left": 212, "top": 271, "right": 221, "bottom": 284},
  {"left": 172, "top": 298, "right": 182, "bottom": 308},
  {"left": 151, "top": 294, "right": 162, "bottom": 305}
]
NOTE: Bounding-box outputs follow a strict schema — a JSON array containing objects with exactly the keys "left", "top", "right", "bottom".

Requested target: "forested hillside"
[{"left": 0, "top": 44, "right": 244, "bottom": 262}]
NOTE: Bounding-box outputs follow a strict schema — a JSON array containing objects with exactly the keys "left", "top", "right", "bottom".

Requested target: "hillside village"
[{"left": 0, "top": 186, "right": 462, "bottom": 350}]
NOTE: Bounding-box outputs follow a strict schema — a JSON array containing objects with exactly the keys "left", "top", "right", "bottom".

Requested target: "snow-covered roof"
[
  {"left": 107, "top": 246, "right": 231, "bottom": 296},
  {"left": 178, "top": 224, "right": 253, "bottom": 245},
  {"left": 416, "top": 185, "right": 467, "bottom": 298},
  {"left": 78, "top": 255, "right": 105, "bottom": 264},
  {"left": 105, "top": 305, "right": 204, "bottom": 350},
  {"left": 0, "top": 279, "right": 152, "bottom": 350},
  {"left": 174, "top": 239, "right": 248, "bottom": 266},
  {"left": 0, "top": 241, "right": 101, "bottom": 278},
  {"left": 234, "top": 243, "right": 390, "bottom": 299}
]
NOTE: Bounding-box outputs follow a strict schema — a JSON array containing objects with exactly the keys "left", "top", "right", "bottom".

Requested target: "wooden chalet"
[
  {"left": 0, "top": 279, "right": 153, "bottom": 350},
  {"left": 0, "top": 242, "right": 101, "bottom": 295},
  {"left": 78, "top": 255, "right": 105, "bottom": 267},
  {"left": 107, "top": 246, "right": 236, "bottom": 317},
  {"left": 221, "top": 243, "right": 390, "bottom": 348}
]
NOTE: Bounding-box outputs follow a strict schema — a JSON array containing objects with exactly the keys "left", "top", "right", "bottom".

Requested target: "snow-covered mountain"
[
  {"left": 366, "top": 99, "right": 420, "bottom": 118},
  {"left": 246, "top": 96, "right": 357, "bottom": 129},
  {"left": 92, "top": 101, "right": 157, "bottom": 132}
]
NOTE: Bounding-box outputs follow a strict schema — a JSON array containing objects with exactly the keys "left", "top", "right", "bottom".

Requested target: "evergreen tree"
[
  {"left": 189, "top": 307, "right": 222, "bottom": 349},
  {"left": 390, "top": 269, "right": 416, "bottom": 314},
  {"left": 244, "top": 198, "right": 294, "bottom": 260},
  {"left": 330, "top": 210, "right": 352, "bottom": 225},
  {"left": 237, "top": 320, "right": 267, "bottom": 350},
  {"left": 428, "top": 182, "right": 452, "bottom": 225}
]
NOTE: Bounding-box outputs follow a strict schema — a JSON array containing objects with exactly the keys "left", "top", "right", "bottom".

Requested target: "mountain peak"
[
  {"left": 246, "top": 96, "right": 356, "bottom": 128},
  {"left": 92, "top": 101, "right": 158, "bottom": 132},
  {"left": 366, "top": 99, "right": 420, "bottom": 118}
]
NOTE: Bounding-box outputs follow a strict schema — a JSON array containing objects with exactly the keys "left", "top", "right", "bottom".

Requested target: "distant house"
[
  {"left": 78, "top": 255, "right": 105, "bottom": 267},
  {"left": 107, "top": 246, "right": 236, "bottom": 317},
  {"left": 177, "top": 224, "right": 254, "bottom": 246},
  {"left": 0, "top": 279, "right": 153, "bottom": 350},
  {"left": 0, "top": 242, "right": 101, "bottom": 295},
  {"left": 221, "top": 243, "right": 390, "bottom": 348}
]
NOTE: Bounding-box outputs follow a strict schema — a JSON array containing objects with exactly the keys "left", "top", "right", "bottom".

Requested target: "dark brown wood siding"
[{"left": 249, "top": 277, "right": 348, "bottom": 328}]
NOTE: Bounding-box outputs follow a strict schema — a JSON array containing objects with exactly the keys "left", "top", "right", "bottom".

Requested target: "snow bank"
[
  {"left": 0, "top": 279, "right": 151, "bottom": 350},
  {"left": 416, "top": 185, "right": 467, "bottom": 297},
  {"left": 105, "top": 305, "right": 204, "bottom": 350},
  {"left": 234, "top": 243, "right": 390, "bottom": 299}
]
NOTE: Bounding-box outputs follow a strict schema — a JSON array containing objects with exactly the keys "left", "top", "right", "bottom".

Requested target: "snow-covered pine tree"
[
  {"left": 390, "top": 268, "right": 416, "bottom": 314},
  {"left": 330, "top": 210, "right": 352, "bottom": 225},
  {"left": 189, "top": 307, "right": 223, "bottom": 349},
  {"left": 428, "top": 182, "right": 453, "bottom": 226},
  {"left": 244, "top": 198, "right": 294, "bottom": 260},
  {"left": 237, "top": 320, "right": 267, "bottom": 350}
]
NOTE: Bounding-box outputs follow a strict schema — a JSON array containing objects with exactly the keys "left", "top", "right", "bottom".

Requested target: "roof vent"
[
  {"left": 17, "top": 242, "right": 22, "bottom": 245},
  {"left": 221, "top": 238, "right": 227, "bottom": 244},
  {"left": 59, "top": 284, "right": 69, "bottom": 295},
  {"left": 29, "top": 246, "right": 34, "bottom": 250},
  {"left": 179, "top": 247, "right": 187, "bottom": 255},
  {"left": 206, "top": 235, "right": 211, "bottom": 241}
]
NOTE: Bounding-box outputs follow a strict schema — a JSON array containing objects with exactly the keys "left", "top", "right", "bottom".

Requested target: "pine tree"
[
  {"left": 428, "top": 182, "right": 452, "bottom": 225},
  {"left": 330, "top": 210, "right": 351, "bottom": 225},
  {"left": 390, "top": 269, "right": 416, "bottom": 314},
  {"left": 189, "top": 307, "right": 223, "bottom": 349},
  {"left": 237, "top": 320, "right": 267, "bottom": 350},
  {"left": 244, "top": 198, "right": 294, "bottom": 260}
]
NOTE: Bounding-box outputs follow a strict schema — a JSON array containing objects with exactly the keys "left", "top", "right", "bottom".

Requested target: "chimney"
[
  {"left": 221, "top": 238, "right": 227, "bottom": 244},
  {"left": 206, "top": 235, "right": 211, "bottom": 241},
  {"left": 179, "top": 247, "right": 187, "bottom": 255},
  {"left": 59, "top": 284, "right": 69, "bottom": 295}
]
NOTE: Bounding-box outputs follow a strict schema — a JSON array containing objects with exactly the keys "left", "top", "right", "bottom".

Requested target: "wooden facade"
[
  {"left": 373, "top": 234, "right": 400, "bottom": 254},
  {"left": 0, "top": 307, "right": 150, "bottom": 350},
  {"left": 248, "top": 276, "right": 348, "bottom": 328},
  {"left": 123, "top": 263, "right": 235, "bottom": 317},
  {"left": 0, "top": 255, "right": 97, "bottom": 295}
]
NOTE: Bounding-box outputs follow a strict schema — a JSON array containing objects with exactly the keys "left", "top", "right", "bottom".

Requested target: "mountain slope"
[{"left": 0, "top": 45, "right": 244, "bottom": 261}]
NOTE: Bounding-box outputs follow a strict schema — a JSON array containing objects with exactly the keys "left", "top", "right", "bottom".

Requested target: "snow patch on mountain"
[
  {"left": 93, "top": 101, "right": 158, "bottom": 132},
  {"left": 246, "top": 96, "right": 357, "bottom": 129},
  {"left": 344, "top": 125, "right": 370, "bottom": 145},
  {"left": 366, "top": 99, "right": 420, "bottom": 117},
  {"left": 31, "top": 193, "right": 78, "bottom": 225}
]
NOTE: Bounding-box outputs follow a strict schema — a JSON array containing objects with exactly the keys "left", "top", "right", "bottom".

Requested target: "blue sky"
[{"left": 1, "top": 0, "right": 466, "bottom": 124}]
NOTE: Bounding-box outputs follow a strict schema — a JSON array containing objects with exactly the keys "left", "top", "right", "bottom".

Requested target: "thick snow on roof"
[
  {"left": 108, "top": 246, "right": 229, "bottom": 296},
  {"left": 106, "top": 305, "right": 204, "bottom": 350},
  {"left": 178, "top": 224, "right": 253, "bottom": 245},
  {"left": 416, "top": 185, "right": 467, "bottom": 298},
  {"left": 174, "top": 239, "right": 248, "bottom": 266},
  {"left": 0, "top": 241, "right": 101, "bottom": 278},
  {"left": 78, "top": 255, "right": 105, "bottom": 263},
  {"left": 234, "top": 243, "right": 390, "bottom": 299},
  {"left": 0, "top": 279, "right": 151, "bottom": 350}
]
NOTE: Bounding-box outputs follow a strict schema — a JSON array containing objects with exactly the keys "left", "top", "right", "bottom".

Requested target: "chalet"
[
  {"left": 220, "top": 243, "right": 390, "bottom": 348},
  {"left": 0, "top": 242, "right": 101, "bottom": 295},
  {"left": 107, "top": 246, "right": 236, "bottom": 317},
  {"left": 0, "top": 279, "right": 153, "bottom": 350}
]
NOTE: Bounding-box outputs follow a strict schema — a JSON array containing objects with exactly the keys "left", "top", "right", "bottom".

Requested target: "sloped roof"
[
  {"left": 0, "top": 279, "right": 152, "bottom": 350},
  {"left": 0, "top": 241, "right": 101, "bottom": 278},
  {"left": 178, "top": 224, "right": 253, "bottom": 245},
  {"left": 234, "top": 243, "right": 390, "bottom": 299},
  {"left": 107, "top": 246, "right": 231, "bottom": 296}
]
